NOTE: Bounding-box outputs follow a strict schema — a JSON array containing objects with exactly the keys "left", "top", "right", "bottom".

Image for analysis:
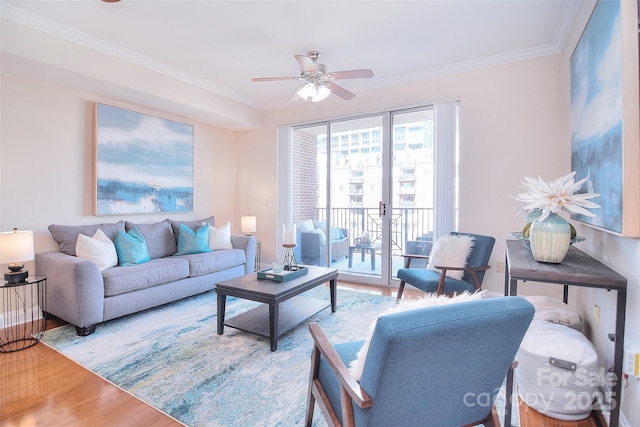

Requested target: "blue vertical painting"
[
  {"left": 95, "top": 103, "right": 194, "bottom": 214},
  {"left": 570, "top": 0, "right": 622, "bottom": 233}
]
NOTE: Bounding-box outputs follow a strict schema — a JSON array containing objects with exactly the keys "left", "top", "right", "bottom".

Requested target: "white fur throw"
[
  {"left": 426, "top": 234, "right": 475, "bottom": 280},
  {"left": 348, "top": 290, "right": 486, "bottom": 381}
]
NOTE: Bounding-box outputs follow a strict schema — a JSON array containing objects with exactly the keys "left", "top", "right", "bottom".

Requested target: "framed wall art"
[
  {"left": 95, "top": 103, "right": 194, "bottom": 215},
  {"left": 570, "top": 0, "right": 639, "bottom": 237}
]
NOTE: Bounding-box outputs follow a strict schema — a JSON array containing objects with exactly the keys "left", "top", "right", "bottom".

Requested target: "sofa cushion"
[
  {"left": 311, "top": 228, "right": 327, "bottom": 245},
  {"left": 176, "top": 223, "right": 212, "bottom": 255},
  {"left": 114, "top": 226, "right": 151, "bottom": 267},
  {"left": 49, "top": 221, "right": 125, "bottom": 256},
  {"left": 171, "top": 216, "right": 215, "bottom": 242},
  {"left": 330, "top": 227, "right": 342, "bottom": 240},
  {"left": 176, "top": 249, "right": 245, "bottom": 277},
  {"left": 75, "top": 229, "right": 118, "bottom": 271},
  {"left": 126, "top": 219, "right": 176, "bottom": 259},
  {"left": 102, "top": 257, "right": 190, "bottom": 296},
  {"left": 297, "top": 219, "right": 315, "bottom": 233}
]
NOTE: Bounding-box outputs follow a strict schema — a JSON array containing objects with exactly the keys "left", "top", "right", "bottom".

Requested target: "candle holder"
[
  {"left": 282, "top": 224, "right": 298, "bottom": 270},
  {"left": 282, "top": 243, "right": 297, "bottom": 271}
]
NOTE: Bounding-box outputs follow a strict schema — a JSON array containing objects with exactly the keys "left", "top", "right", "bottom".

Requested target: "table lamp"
[
  {"left": 0, "top": 228, "right": 35, "bottom": 284},
  {"left": 241, "top": 215, "right": 257, "bottom": 236}
]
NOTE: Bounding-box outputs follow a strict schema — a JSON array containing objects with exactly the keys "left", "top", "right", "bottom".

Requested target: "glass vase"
[{"left": 529, "top": 213, "right": 571, "bottom": 263}]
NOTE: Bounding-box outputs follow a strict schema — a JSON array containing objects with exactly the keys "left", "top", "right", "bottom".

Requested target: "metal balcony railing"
[{"left": 315, "top": 207, "right": 434, "bottom": 255}]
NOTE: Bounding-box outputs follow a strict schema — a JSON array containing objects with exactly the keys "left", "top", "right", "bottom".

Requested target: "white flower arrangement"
[{"left": 513, "top": 171, "right": 601, "bottom": 222}]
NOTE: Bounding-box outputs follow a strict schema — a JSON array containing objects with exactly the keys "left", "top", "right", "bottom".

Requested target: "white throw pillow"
[
  {"left": 208, "top": 221, "right": 233, "bottom": 250},
  {"left": 426, "top": 234, "right": 475, "bottom": 280},
  {"left": 348, "top": 290, "right": 486, "bottom": 381},
  {"left": 76, "top": 229, "right": 118, "bottom": 271}
]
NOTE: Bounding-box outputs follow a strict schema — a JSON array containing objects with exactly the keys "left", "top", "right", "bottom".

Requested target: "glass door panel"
[
  {"left": 290, "top": 124, "right": 327, "bottom": 267},
  {"left": 289, "top": 107, "right": 435, "bottom": 287},
  {"left": 390, "top": 108, "right": 435, "bottom": 279},
  {"left": 329, "top": 116, "right": 385, "bottom": 283}
]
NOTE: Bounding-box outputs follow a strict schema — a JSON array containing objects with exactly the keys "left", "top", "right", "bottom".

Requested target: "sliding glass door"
[{"left": 286, "top": 102, "right": 452, "bottom": 288}]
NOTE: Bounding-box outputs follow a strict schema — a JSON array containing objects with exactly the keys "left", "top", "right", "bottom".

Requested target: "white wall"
[{"left": 0, "top": 73, "right": 241, "bottom": 261}]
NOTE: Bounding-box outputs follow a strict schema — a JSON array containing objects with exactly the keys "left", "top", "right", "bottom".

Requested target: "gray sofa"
[
  {"left": 35, "top": 216, "right": 255, "bottom": 336},
  {"left": 295, "top": 220, "right": 348, "bottom": 266}
]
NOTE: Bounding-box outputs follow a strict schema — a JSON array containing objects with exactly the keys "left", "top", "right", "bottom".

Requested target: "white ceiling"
[{"left": 1, "top": 0, "right": 580, "bottom": 111}]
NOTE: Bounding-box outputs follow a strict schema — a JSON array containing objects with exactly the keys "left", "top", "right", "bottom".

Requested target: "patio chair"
[
  {"left": 396, "top": 232, "right": 495, "bottom": 301},
  {"left": 305, "top": 297, "right": 534, "bottom": 427}
]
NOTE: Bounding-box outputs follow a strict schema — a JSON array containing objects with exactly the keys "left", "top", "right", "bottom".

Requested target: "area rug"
[{"left": 42, "top": 287, "right": 518, "bottom": 427}]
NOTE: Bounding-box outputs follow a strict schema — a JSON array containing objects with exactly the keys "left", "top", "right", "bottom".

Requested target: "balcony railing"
[{"left": 316, "top": 207, "right": 433, "bottom": 255}]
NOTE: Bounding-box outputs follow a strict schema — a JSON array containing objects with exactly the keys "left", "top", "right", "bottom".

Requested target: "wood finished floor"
[{"left": 0, "top": 283, "right": 602, "bottom": 427}]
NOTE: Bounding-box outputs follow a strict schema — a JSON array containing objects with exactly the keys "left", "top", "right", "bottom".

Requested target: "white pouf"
[
  {"left": 515, "top": 320, "right": 599, "bottom": 420},
  {"left": 524, "top": 295, "right": 583, "bottom": 331}
]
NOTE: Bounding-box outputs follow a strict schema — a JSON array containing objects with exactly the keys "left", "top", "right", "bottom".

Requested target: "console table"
[{"left": 504, "top": 240, "right": 627, "bottom": 427}]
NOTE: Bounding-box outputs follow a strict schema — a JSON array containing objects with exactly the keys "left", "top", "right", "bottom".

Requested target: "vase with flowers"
[{"left": 512, "top": 172, "right": 600, "bottom": 263}]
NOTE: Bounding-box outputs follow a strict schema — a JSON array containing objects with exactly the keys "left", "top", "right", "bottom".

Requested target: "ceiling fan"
[{"left": 252, "top": 51, "right": 374, "bottom": 102}]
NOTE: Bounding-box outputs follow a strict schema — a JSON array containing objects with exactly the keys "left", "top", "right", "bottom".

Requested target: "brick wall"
[{"left": 292, "top": 129, "right": 318, "bottom": 223}]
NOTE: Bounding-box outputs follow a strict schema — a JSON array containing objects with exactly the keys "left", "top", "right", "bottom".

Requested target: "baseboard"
[{"left": 0, "top": 305, "right": 43, "bottom": 328}]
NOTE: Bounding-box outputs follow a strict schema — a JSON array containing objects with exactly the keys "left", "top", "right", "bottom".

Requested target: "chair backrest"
[
  {"left": 356, "top": 297, "right": 534, "bottom": 426},
  {"left": 450, "top": 231, "right": 495, "bottom": 285}
]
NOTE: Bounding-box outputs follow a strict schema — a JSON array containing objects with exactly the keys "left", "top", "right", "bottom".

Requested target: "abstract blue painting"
[
  {"left": 95, "top": 103, "right": 194, "bottom": 215},
  {"left": 570, "top": 0, "right": 622, "bottom": 233}
]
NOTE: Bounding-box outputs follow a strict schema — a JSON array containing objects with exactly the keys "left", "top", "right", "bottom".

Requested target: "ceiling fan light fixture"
[
  {"left": 297, "top": 82, "right": 317, "bottom": 100},
  {"left": 312, "top": 84, "right": 331, "bottom": 102},
  {"left": 296, "top": 82, "right": 331, "bottom": 102}
]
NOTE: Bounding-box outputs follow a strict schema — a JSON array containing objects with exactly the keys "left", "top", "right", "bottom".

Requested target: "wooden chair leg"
[
  {"left": 396, "top": 280, "right": 406, "bottom": 304},
  {"left": 305, "top": 346, "right": 321, "bottom": 426}
]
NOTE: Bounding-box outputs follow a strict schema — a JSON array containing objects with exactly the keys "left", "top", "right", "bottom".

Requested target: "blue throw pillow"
[
  {"left": 176, "top": 223, "right": 212, "bottom": 255},
  {"left": 114, "top": 226, "right": 151, "bottom": 266}
]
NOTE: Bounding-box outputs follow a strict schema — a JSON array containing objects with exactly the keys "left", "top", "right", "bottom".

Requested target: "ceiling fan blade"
[
  {"left": 295, "top": 54, "right": 317, "bottom": 72},
  {"left": 325, "top": 81, "right": 355, "bottom": 100},
  {"left": 251, "top": 77, "right": 299, "bottom": 82},
  {"left": 330, "top": 69, "right": 374, "bottom": 80}
]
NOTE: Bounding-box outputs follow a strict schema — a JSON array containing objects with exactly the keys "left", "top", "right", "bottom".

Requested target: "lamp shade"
[
  {"left": 312, "top": 84, "right": 331, "bottom": 102},
  {"left": 0, "top": 229, "right": 35, "bottom": 264},
  {"left": 296, "top": 82, "right": 332, "bottom": 102},
  {"left": 241, "top": 215, "right": 257, "bottom": 235}
]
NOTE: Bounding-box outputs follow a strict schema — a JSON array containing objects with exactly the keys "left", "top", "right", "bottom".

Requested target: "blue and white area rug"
[{"left": 42, "top": 287, "right": 518, "bottom": 427}]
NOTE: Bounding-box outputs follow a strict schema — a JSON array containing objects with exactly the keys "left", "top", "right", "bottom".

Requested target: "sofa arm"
[
  {"left": 230, "top": 235, "right": 256, "bottom": 274},
  {"left": 35, "top": 251, "right": 105, "bottom": 330}
]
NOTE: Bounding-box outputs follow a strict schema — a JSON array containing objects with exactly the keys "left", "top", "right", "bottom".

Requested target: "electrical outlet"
[
  {"left": 496, "top": 261, "right": 505, "bottom": 273},
  {"left": 624, "top": 345, "right": 640, "bottom": 378},
  {"left": 593, "top": 305, "right": 601, "bottom": 324}
]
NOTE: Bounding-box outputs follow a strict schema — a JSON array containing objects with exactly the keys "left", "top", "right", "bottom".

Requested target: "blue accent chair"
[
  {"left": 396, "top": 232, "right": 495, "bottom": 301},
  {"left": 305, "top": 297, "right": 534, "bottom": 427}
]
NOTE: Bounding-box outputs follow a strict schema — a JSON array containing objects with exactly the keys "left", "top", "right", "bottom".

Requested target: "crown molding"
[
  {"left": 2, "top": 1, "right": 581, "bottom": 112},
  {"left": 0, "top": 3, "right": 263, "bottom": 109}
]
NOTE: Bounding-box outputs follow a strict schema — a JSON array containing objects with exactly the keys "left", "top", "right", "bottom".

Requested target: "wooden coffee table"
[{"left": 216, "top": 266, "right": 338, "bottom": 351}]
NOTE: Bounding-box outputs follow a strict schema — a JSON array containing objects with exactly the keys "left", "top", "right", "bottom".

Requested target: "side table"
[
  {"left": 504, "top": 240, "right": 627, "bottom": 427},
  {"left": 0, "top": 275, "right": 47, "bottom": 352},
  {"left": 348, "top": 245, "right": 376, "bottom": 270}
]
